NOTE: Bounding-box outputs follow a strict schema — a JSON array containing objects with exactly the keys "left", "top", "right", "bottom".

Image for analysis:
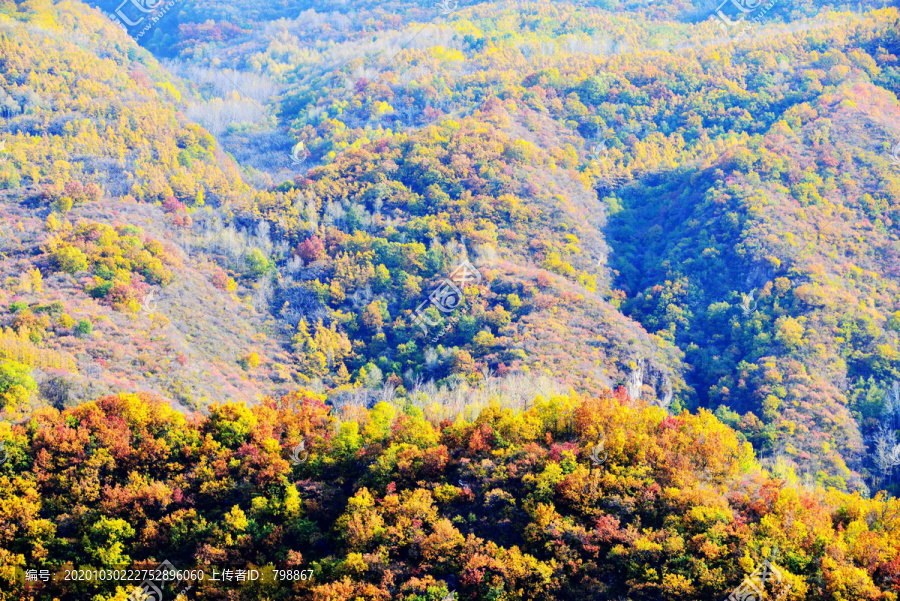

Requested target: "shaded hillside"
[
  {"left": 168, "top": 1, "right": 899, "bottom": 487},
  {"left": 606, "top": 70, "right": 900, "bottom": 488}
]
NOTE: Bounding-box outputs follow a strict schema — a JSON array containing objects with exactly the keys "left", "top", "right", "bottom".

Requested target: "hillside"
[
  {"left": 0, "top": 1, "right": 690, "bottom": 415},
  {"left": 91, "top": 0, "right": 900, "bottom": 487},
  {"left": 0, "top": 0, "right": 302, "bottom": 413},
  {"left": 0, "top": 0, "right": 900, "bottom": 601},
  {"left": 0, "top": 2, "right": 899, "bottom": 598}
]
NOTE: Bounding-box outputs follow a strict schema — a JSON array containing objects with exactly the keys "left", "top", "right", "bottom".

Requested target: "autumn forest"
[{"left": 1, "top": 0, "right": 900, "bottom": 598}]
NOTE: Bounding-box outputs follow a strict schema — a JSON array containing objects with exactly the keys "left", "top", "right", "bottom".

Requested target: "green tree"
[
  {"left": 374, "top": 264, "right": 391, "bottom": 292},
  {"left": 245, "top": 248, "right": 271, "bottom": 277},
  {"left": 0, "top": 360, "right": 36, "bottom": 409},
  {"left": 775, "top": 316, "right": 804, "bottom": 350},
  {"left": 86, "top": 517, "right": 136, "bottom": 567},
  {"left": 75, "top": 318, "right": 93, "bottom": 338},
  {"left": 53, "top": 246, "right": 88, "bottom": 274}
]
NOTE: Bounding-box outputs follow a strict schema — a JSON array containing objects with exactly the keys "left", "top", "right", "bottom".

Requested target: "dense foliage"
[
  {"left": 0, "top": 0, "right": 898, "bottom": 577},
  {"left": 144, "top": 0, "right": 900, "bottom": 487},
  {"left": 4, "top": 389, "right": 900, "bottom": 601},
  {"left": 3, "top": 0, "right": 900, "bottom": 598}
]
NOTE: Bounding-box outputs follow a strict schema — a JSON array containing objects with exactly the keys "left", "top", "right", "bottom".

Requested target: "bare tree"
[
  {"left": 252, "top": 274, "right": 276, "bottom": 311},
  {"left": 378, "top": 382, "right": 397, "bottom": 404},
  {"left": 285, "top": 256, "right": 304, "bottom": 276},
  {"left": 408, "top": 373, "right": 426, "bottom": 398},
  {"left": 424, "top": 348, "right": 440, "bottom": 371},
  {"left": 379, "top": 370, "right": 568, "bottom": 422}
]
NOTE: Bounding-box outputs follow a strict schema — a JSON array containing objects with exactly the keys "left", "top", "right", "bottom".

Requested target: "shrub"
[
  {"left": 245, "top": 249, "right": 271, "bottom": 278},
  {"left": 74, "top": 319, "right": 93, "bottom": 338},
  {"left": 53, "top": 246, "right": 88, "bottom": 274},
  {"left": 240, "top": 352, "right": 261, "bottom": 370},
  {"left": 296, "top": 235, "right": 326, "bottom": 262}
]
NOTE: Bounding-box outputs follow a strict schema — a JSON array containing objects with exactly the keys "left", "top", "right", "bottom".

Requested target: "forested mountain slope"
[
  {"left": 0, "top": 0, "right": 299, "bottom": 413},
  {"left": 2, "top": 0, "right": 900, "bottom": 508},
  {"left": 3, "top": 0, "right": 900, "bottom": 599},
  {"left": 89, "top": 0, "right": 900, "bottom": 487},
  {"left": 0, "top": 0, "right": 689, "bottom": 414}
]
